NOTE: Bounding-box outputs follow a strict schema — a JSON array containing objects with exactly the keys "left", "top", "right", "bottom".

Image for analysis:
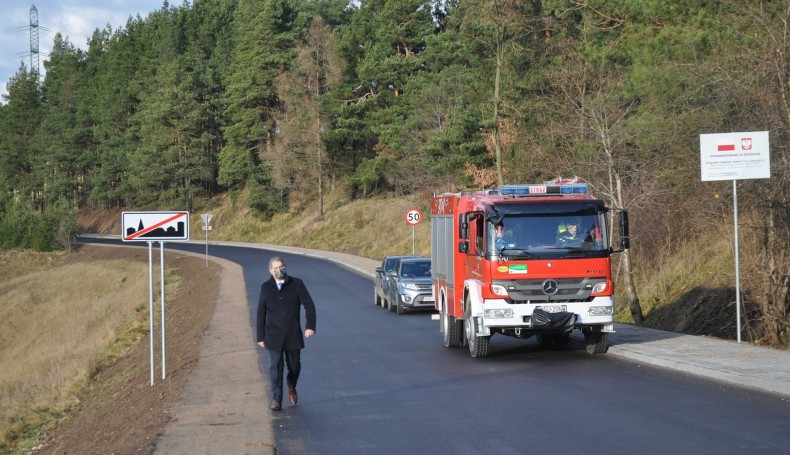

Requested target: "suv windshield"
[
  {"left": 400, "top": 260, "right": 431, "bottom": 277},
  {"left": 488, "top": 212, "right": 609, "bottom": 259}
]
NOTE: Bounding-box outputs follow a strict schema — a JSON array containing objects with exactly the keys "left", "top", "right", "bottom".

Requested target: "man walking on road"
[{"left": 257, "top": 256, "right": 316, "bottom": 411}]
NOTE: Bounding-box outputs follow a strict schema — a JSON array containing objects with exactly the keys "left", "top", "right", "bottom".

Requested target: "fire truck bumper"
[{"left": 479, "top": 297, "right": 615, "bottom": 329}]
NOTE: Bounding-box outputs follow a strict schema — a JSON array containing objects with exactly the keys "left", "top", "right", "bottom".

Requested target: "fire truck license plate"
[{"left": 536, "top": 305, "right": 566, "bottom": 313}]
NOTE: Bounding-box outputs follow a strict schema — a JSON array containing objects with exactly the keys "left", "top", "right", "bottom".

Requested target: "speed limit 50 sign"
[{"left": 405, "top": 208, "right": 422, "bottom": 225}]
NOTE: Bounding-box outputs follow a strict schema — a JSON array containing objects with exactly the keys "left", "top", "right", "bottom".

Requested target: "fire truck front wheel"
[
  {"left": 465, "top": 317, "right": 490, "bottom": 358},
  {"left": 583, "top": 330, "right": 609, "bottom": 354},
  {"left": 441, "top": 304, "right": 462, "bottom": 348}
]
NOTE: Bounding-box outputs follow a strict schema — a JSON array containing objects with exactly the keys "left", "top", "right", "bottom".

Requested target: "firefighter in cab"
[{"left": 557, "top": 219, "right": 578, "bottom": 242}]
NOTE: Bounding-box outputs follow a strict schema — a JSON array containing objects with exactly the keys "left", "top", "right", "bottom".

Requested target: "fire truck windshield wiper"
[
  {"left": 560, "top": 246, "right": 597, "bottom": 258},
  {"left": 498, "top": 247, "right": 535, "bottom": 259}
]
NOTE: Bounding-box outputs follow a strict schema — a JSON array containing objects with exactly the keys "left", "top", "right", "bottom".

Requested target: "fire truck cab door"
[{"left": 466, "top": 212, "right": 485, "bottom": 281}]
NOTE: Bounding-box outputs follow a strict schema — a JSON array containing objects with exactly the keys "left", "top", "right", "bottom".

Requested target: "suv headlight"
[{"left": 401, "top": 282, "right": 419, "bottom": 291}]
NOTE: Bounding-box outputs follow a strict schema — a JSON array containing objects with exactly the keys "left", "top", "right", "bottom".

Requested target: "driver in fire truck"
[
  {"left": 494, "top": 220, "right": 531, "bottom": 250},
  {"left": 494, "top": 221, "right": 519, "bottom": 250},
  {"left": 558, "top": 217, "right": 603, "bottom": 245},
  {"left": 557, "top": 219, "right": 578, "bottom": 242}
]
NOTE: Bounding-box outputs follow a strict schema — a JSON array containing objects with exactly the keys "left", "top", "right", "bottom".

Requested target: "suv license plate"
[{"left": 536, "top": 305, "right": 566, "bottom": 313}]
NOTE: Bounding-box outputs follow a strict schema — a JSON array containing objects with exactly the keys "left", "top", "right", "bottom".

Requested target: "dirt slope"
[{"left": 37, "top": 244, "right": 220, "bottom": 454}]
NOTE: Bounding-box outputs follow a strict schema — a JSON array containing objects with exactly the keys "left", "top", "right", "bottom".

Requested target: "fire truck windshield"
[{"left": 488, "top": 212, "right": 609, "bottom": 259}]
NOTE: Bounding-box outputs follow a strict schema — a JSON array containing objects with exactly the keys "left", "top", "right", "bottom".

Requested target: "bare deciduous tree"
[
  {"left": 271, "top": 16, "right": 344, "bottom": 219},
  {"left": 733, "top": 2, "right": 790, "bottom": 345},
  {"left": 544, "top": 58, "right": 647, "bottom": 323}
]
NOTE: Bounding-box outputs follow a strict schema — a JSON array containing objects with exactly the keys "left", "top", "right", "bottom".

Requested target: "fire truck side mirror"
[
  {"left": 618, "top": 210, "right": 630, "bottom": 250},
  {"left": 459, "top": 213, "right": 469, "bottom": 239},
  {"left": 458, "top": 240, "right": 469, "bottom": 253}
]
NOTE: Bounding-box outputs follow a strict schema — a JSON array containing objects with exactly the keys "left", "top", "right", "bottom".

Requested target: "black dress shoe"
[
  {"left": 288, "top": 388, "right": 298, "bottom": 406},
  {"left": 271, "top": 400, "right": 282, "bottom": 411}
]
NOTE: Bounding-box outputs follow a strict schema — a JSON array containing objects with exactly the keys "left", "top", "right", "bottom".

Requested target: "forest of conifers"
[{"left": 0, "top": 0, "right": 788, "bottom": 346}]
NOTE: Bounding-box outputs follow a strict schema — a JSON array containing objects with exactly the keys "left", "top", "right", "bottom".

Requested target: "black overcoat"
[{"left": 256, "top": 275, "right": 317, "bottom": 352}]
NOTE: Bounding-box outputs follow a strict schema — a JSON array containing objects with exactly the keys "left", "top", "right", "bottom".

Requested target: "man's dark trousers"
[{"left": 268, "top": 349, "right": 301, "bottom": 401}]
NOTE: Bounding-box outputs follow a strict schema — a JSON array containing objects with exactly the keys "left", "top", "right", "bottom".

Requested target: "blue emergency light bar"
[{"left": 498, "top": 182, "right": 588, "bottom": 196}]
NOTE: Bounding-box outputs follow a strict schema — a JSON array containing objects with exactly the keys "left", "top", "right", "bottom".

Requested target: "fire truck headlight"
[
  {"left": 491, "top": 284, "right": 508, "bottom": 296},
  {"left": 588, "top": 306, "right": 613, "bottom": 316},
  {"left": 485, "top": 308, "right": 513, "bottom": 319},
  {"left": 591, "top": 282, "right": 607, "bottom": 294}
]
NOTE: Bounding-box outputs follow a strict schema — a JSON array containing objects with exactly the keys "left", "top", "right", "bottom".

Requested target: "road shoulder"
[{"left": 154, "top": 255, "right": 275, "bottom": 455}]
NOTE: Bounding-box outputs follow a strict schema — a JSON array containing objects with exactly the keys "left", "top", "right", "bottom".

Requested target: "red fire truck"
[{"left": 430, "top": 177, "right": 630, "bottom": 358}]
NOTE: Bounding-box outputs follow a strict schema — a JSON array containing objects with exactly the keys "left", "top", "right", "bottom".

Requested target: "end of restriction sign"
[{"left": 122, "top": 211, "right": 190, "bottom": 242}]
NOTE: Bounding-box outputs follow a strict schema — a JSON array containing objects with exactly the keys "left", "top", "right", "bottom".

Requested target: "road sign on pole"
[
  {"left": 122, "top": 211, "right": 189, "bottom": 384},
  {"left": 200, "top": 214, "right": 213, "bottom": 267},
  {"left": 405, "top": 209, "right": 422, "bottom": 254},
  {"left": 122, "top": 211, "right": 190, "bottom": 242},
  {"left": 700, "top": 131, "right": 770, "bottom": 343}
]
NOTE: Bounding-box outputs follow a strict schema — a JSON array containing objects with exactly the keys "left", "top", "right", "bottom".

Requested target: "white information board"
[{"left": 700, "top": 131, "right": 770, "bottom": 181}]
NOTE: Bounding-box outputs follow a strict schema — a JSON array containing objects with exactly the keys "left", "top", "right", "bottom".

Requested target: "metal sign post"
[
  {"left": 160, "top": 241, "right": 166, "bottom": 380},
  {"left": 700, "top": 131, "right": 770, "bottom": 343},
  {"left": 122, "top": 211, "right": 190, "bottom": 384},
  {"left": 405, "top": 209, "right": 422, "bottom": 255},
  {"left": 200, "top": 213, "right": 213, "bottom": 267},
  {"left": 148, "top": 242, "right": 155, "bottom": 386}
]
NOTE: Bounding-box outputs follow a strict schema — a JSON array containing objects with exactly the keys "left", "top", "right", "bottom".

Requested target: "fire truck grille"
[{"left": 493, "top": 278, "right": 603, "bottom": 303}]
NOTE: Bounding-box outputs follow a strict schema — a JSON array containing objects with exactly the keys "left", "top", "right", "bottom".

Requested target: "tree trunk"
[
  {"left": 760, "top": 202, "right": 790, "bottom": 345},
  {"left": 316, "top": 72, "right": 324, "bottom": 220},
  {"left": 621, "top": 249, "right": 643, "bottom": 324},
  {"left": 608, "top": 138, "right": 644, "bottom": 324},
  {"left": 494, "top": 38, "right": 504, "bottom": 186},
  {"left": 317, "top": 137, "right": 323, "bottom": 218}
]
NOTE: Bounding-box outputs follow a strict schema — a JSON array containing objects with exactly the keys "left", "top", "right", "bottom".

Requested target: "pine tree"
[{"left": 220, "top": 0, "right": 299, "bottom": 190}]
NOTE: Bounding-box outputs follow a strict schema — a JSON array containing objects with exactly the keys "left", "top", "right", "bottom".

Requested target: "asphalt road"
[{"left": 83, "top": 239, "right": 790, "bottom": 455}]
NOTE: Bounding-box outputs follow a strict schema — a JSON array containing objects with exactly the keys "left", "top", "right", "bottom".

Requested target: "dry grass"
[
  {"left": 632, "top": 235, "right": 733, "bottom": 317},
  {"left": 202, "top": 186, "right": 433, "bottom": 260},
  {"left": 0, "top": 251, "right": 179, "bottom": 449}
]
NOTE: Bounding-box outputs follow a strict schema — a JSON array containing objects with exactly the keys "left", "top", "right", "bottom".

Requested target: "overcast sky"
[{"left": 1, "top": 0, "right": 166, "bottom": 101}]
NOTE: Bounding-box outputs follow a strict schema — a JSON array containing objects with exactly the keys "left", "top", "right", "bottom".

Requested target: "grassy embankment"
[
  {"left": 0, "top": 250, "right": 179, "bottom": 452},
  {"left": 184, "top": 187, "right": 435, "bottom": 260}
]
